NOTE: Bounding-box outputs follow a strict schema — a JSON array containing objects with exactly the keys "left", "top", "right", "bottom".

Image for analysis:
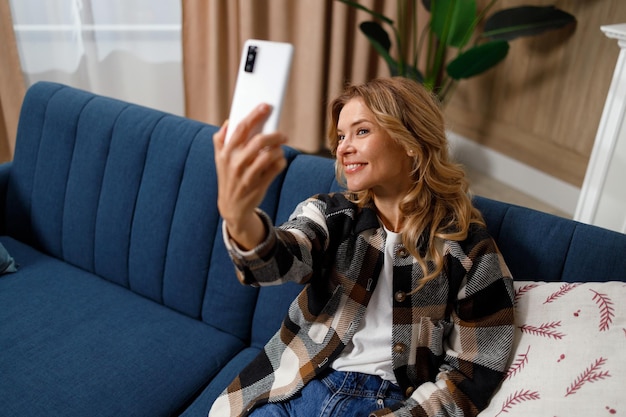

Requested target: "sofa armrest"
[{"left": 0, "top": 162, "right": 12, "bottom": 234}]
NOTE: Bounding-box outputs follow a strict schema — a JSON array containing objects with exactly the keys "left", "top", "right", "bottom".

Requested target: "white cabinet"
[{"left": 575, "top": 24, "right": 626, "bottom": 233}]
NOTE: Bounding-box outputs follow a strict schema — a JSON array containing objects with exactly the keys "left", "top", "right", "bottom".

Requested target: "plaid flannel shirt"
[{"left": 209, "top": 193, "right": 514, "bottom": 417}]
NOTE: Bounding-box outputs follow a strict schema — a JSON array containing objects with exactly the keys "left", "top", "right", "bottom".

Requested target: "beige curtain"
[
  {"left": 0, "top": 0, "right": 26, "bottom": 162},
  {"left": 182, "top": 0, "right": 402, "bottom": 153}
]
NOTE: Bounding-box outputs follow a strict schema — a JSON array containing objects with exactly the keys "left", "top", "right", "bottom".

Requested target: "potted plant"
[{"left": 339, "top": 0, "right": 576, "bottom": 104}]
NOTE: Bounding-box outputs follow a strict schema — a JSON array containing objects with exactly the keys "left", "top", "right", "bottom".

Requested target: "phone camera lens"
[{"left": 245, "top": 45, "right": 257, "bottom": 73}]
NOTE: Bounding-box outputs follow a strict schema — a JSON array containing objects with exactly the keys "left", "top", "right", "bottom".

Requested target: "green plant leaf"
[
  {"left": 337, "top": 0, "right": 394, "bottom": 25},
  {"left": 431, "top": 0, "right": 476, "bottom": 48},
  {"left": 360, "top": 21, "right": 392, "bottom": 53},
  {"left": 483, "top": 6, "right": 576, "bottom": 41},
  {"left": 446, "top": 40, "right": 509, "bottom": 79},
  {"left": 359, "top": 21, "right": 398, "bottom": 74}
]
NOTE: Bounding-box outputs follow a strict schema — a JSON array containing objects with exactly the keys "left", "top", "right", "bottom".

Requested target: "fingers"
[
  {"left": 249, "top": 131, "right": 287, "bottom": 155},
  {"left": 225, "top": 103, "right": 273, "bottom": 148},
  {"left": 213, "top": 104, "right": 288, "bottom": 228},
  {"left": 213, "top": 120, "right": 229, "bottom": 152},
  {"left": 226, "top": 126, "right": 287, "bottom": 172},
  {"left": 238, "top": 142, "right": 286, "bottom": 189},
  {"left": 216, "top": 143, "right": 285, "bottom": 231}
]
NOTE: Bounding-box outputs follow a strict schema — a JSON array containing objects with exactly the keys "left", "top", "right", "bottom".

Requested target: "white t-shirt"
[{"left": 332, "top": 226, "right": 401, "bottom": 383}]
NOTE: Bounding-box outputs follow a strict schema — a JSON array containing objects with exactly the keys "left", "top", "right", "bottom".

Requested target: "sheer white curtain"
[{"left": 10, "top": 0, "right": 183, "bottom": 115}]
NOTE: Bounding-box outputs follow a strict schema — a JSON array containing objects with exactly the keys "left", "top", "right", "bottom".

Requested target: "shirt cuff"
[{"left": 222, "top": 208, "right": 276, "bottom": 262}]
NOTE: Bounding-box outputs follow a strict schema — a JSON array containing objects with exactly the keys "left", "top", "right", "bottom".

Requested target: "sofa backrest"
[
  {"left": 7, "top": 82, "right": 626, "bottom": 351},
  {"left": 6, "top": 82, "right": 292, "bottom": 343},
  {"left": 473, "top": 196, "right": 626, "bottom": 283},
  {"left": 8, "top": 82, "right": 217, "bottom": 314}
]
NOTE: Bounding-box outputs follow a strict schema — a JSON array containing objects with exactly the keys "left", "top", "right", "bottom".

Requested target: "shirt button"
[
  {"left": 393, "top": 343, "right": 406, "bottom": 354},
  {"left": 394, "top": 291, "right": 406, "bottom": 303},
  {"left": 396, "top": 247, "right": 409, "bottom": 258},
  {"left": 405, "top": 386, "right": 415, "bottom": 397}
]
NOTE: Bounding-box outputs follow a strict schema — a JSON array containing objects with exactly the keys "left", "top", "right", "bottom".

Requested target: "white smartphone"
[{"left": 224, "top": 39, "right": 294, "bottom": 143}]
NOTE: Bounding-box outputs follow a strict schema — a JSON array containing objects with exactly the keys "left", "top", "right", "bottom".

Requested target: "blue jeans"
[{"left": 248, "top": 370, "right": 405, "bottom": 417}]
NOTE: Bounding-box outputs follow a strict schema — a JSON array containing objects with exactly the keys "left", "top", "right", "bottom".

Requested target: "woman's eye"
[
  {"left": 337, "top": 134, "right": 345, "bottom": 142},
  {"left": 357, "top": 128, "right": 369, "bottom": 135}
]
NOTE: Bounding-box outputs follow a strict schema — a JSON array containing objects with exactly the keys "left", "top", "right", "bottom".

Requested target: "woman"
[{"left": 210, "top": 77, "right": 515, "bottom": 417}]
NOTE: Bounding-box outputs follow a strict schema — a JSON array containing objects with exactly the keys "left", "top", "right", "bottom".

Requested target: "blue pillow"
[{"left": 0, "top": 243, "right": 17, "bottom": 275}]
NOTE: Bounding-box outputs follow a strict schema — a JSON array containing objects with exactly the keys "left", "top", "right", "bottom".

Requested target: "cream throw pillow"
[{"left": 479, "top": 281, "right": 625, "bottom": 416}]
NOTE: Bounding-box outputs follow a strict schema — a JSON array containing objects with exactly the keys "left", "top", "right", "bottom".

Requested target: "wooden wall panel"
[{"left": 444, "top": 0, "right": 626, "bottom": 187}]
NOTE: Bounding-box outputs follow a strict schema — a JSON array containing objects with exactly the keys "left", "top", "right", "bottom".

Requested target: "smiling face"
[{"left": 335, "top": 98, "right": 414, "bottom": 200}]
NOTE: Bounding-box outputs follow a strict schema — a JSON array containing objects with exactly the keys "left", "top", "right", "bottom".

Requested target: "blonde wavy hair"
[{"left": 328, "top": 77, "right": 485, "bottom": 290}]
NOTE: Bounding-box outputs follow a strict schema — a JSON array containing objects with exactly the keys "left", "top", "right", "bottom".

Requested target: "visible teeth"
[{"left": 346, "top": 164, "right": 362, "bottom": 170}]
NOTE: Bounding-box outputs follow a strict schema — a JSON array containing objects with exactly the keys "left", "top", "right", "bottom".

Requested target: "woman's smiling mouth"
[{"left": 344, "top": 163, "right": 366, "bottom": 173}]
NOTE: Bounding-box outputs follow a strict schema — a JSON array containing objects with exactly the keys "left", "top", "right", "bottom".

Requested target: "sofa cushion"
[
  {"left": 0, "top": 237, "right": 245, "bottom": 417},
  {"left": 480, "top": 281, "right": 626, "bottom": 416}
]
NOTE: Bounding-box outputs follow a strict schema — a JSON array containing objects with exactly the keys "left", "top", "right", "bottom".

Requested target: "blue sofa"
[{"left": 1, "top": 82, "right": 625, "bottom": 417}]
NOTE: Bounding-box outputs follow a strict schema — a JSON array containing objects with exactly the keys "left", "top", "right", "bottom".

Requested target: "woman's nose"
[{"left": 337, "top": 136, "right": 351, "bottom": 155}]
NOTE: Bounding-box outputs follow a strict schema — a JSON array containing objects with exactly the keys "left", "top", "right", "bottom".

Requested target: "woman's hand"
[{"left": 213, "top": 103, "right": 287, "bottom": 250}]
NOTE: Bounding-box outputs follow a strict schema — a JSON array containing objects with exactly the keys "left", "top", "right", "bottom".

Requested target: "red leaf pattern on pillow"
[
  {"left": 513, "top": 283, "right": 539, "bottom": 307},
  {"left": 519, "top": 321, "right": 565, "bottom": 339},
  {"left": 494, "top": 389, "right": 540, "bottom": 416},
  {"left": 504, "top": 345, "right": 530, "bottom": 380},
  {"left": 589, "top": 289, "right": 615, "bottom": 331},
  {"left": 565, "top": 357, "right": 611, "bottom": 397},
  {"left": 543, "top": 283, "right": 579, "bottom": 304}
]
